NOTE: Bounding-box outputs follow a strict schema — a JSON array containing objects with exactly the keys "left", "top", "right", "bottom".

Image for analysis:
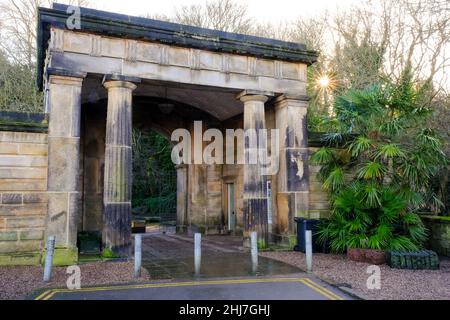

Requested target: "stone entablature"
[
  {"left": 50, "top": 28, "right": 308, "bottom": 82},
  {"left": 45, "top": 28, "right": 308, "bottom": 95},
  {"left": 37, "top": 4, "right": 317, "bottom": 90}
]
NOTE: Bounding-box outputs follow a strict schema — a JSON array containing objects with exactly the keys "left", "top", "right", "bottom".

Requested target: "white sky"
[{"left": 86, "top": 0, "right": 360, "bottom": 23}]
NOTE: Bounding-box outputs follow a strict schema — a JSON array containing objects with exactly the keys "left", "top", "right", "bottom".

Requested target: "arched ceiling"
[{"left": 81, "top": 76, "right": 244, "bottom": 122}]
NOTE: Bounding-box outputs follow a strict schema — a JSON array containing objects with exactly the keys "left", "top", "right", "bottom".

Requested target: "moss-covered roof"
[{"left": 36, "top": 3, "right": 318, "bottom": 90}]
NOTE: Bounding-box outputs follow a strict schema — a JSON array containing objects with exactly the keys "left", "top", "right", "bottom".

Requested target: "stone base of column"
[
  {"left": 277, "top": 192, "right": 309, "bottom": 234},
  {"left": 41, "top": 247, "right": 78, "bottom": 266},
  {"left": 244, "top": 198, "right": 269, "bottom": 248},
  {"left": 103, "top": 203, "right": 132, "bottom": 257}
]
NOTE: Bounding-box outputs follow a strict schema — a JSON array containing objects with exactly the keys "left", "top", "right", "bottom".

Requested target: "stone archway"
[{"left": 38, "top": 3, "right": 317, "bottom": 262}]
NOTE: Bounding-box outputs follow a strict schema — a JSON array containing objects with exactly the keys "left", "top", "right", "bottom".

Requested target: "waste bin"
[{"left": 293, "top": 218, "right": 329, "bottom": 253}]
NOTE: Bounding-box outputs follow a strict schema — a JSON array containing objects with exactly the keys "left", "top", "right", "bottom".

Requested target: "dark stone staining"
[
  {"left": 298, "top": 113, "right": 308, "bottom": 148},
  {"left": 286, "top": 149, "right": 309, "bottom": 192},
  {"left": 103, "top": 89, "right": 133, "bottom": 256},
  {"left": 244, "top": 176, "right": 267, "bottom": 196},
  {"left": 1, "top": 193, "right": 22, "bottom": 204},
  {"left": 244, "top": 199, "right": 269, "bottom": 242},
  {"left": 287, "top": 193, "right": 296, "bottom": 234},
  {"left": 103, "top": 203, "right": 132, "bottom": 257}
]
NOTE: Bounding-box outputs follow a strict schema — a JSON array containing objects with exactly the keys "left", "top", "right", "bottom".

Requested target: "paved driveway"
[
  {"left": 33, "top": 234, "right": 353, "bottom": 300},
  {"left": 34, "top": 276, "right": 352, "bottom": 300}
]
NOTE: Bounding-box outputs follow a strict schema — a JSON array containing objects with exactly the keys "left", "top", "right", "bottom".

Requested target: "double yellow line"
[
  {"left": 299, "top": 278, "right": 345, "bottom": 300},
  {"left": 35, "top": 277, "right": 345, "bottom": 300}
]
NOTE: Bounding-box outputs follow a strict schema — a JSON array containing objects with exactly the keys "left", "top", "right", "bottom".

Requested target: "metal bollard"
[
  {"left": 251, "top": 231, "right": 258, "bottom": 273},
  {"left": 194, "top": 233, "right": 202, "bottom": 276},
  {"left": 305, "top": 230, "right": 313, "bottom": 273},
  {"left": 43, "top": 236, "right": 56, "bottom": 282},
  {"left": 134, "top": 234, "right": 142, "bottom": 278}
]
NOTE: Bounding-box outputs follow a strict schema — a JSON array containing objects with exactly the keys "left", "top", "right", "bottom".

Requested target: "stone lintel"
[
  {"left": 47, "top": 67, "right": 87, "bottom": 80},
  {"left": 103, "top": 73, "right": 141, "bottom": 85}
]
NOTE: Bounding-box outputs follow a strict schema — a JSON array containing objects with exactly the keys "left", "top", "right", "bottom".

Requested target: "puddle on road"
[{"left": 142, "top": 252, "right": 302, "bottom": 280}]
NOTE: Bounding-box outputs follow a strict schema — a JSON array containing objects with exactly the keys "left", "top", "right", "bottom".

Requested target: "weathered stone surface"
[
  {"left": 0, "top": 167, "right": 47, "bottom": 179},
  {"left": 0, "top": 155, "right": 47, "bottom": 167},
  {"left": 47, "top": 137, "right": 80, "bottom": 191},
  {"left": 20, "top": 229, "right": 44, "bottom": 241},
  {"left": 23, "top": 192, "right": 48, "bottom": 204},
  {"left": 0, "top": 203, "right": 47, "bottom": 216},
  {"left": 0, "top": 232, "right": 18, "bottom": 241},
  {"left": 0, "top": 179, "right": 46, "bottom": 191},
  {"left": 0, "top": 142, "right": 18, "bottom": 154},
  {"left": 6, "top": 217, "right": 45, "bottom": 229},
  {"left": 46, "top": 192, "right": 68, "bottom": 245},
  {"left": 0, "top": 252, "right": 41, "bottom": 266},
  {"left": 1, "top": 193, "right": 23, "bottom": 204},
  {"left": 48, "top": 75, "right": 82, "bottom": 137},
  {"left": 18, "top": 143, "right": 48, "bottom": 155},
  {"left": 0, "top": 131, "right": 47, "bottom": 144},
  {"left": 0, "top": 240, "right": 42, "bottom": 253}
]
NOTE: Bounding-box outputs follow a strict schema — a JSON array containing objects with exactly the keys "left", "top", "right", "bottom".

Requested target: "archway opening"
[{"left": 131, "top": 128, "right": 176, "bottom": 233}]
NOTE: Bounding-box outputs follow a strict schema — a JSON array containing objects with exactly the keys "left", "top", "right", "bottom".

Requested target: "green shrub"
[{"left": 312, "top": 69, "right": 447, "bottom": 252}]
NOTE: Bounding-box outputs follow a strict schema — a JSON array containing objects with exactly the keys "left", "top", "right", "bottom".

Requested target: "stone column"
[
  {"left": 176, "top": 164, "right": 188, "bottom": 233},
  {"left": 275, "top": 95, "right": 310, "bottom": 235},
  {"left": 238, "top": 91, "right": 271, "bottom": 247},
  {"left": 102, "top": 76, "right": 139, "bottom": 257},
  {"left": 46, "top": 70, "right": 86, "bottom": 265}
]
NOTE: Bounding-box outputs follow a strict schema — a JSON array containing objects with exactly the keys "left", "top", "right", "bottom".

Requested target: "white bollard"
[
  {"left": 305, "top": 230, "right": 313, "bottom": 273},
  {"left": 43, "top": 235, "right": 56, "bottom": 282},
  {"left": 251, "top": 231, "right": 258, "bottom": 273},
  {"left": 194, "top": 233, "right": 202, "bottom": 276},
  {"left": 134, "top": 234, "right": 142, "bottom": 278}
]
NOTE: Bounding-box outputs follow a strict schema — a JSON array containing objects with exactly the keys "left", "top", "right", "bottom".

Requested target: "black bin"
[{"left": 293, "top": 217, "right": 329, "bottom": 253}]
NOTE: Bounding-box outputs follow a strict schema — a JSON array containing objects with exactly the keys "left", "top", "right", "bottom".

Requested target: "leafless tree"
[
  {"left": 0, "top": 0, "right": 89, "bottom": 66},
  {"left": 173, "top": 0, "right": 253, "bottom": 34},
  {"left": 327, "top": 0, "right": 450, "bottom": 93}
]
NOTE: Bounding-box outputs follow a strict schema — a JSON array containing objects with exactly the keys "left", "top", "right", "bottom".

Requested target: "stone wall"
[
  {"left": 422, "top": 215, "right": 450, "bottom": 257},
  {"left": 0, "top": 131, "right": 48, "bottom": 265}
]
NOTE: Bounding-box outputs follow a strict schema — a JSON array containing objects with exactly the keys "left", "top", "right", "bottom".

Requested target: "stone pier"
[
  {"left": 46, "top": 72, "right": 85, "bottom": 265},
  {"left": 275, "top": 95, "right": 310, "bottom": 234}
]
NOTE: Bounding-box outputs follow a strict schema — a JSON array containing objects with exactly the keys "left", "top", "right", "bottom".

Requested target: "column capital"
[
  {"left": 103, "top": 73, "right": 141, "bottom": 86},
  {"left": 274, "top": 94, "right": 310, "bottom": 109},
  {"left": 236, "top": 89, "right": 274, "bottom": 103}
]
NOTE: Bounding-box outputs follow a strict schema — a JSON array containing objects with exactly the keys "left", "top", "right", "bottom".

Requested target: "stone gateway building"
[{"left": 0, "top": 4, "right": 331, "bottom": 265}]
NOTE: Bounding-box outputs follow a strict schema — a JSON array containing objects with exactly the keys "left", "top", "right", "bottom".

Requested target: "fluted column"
[
  {"left": 238, "top": 91, "right": 270, "bottom": 247},
  {"left": 275, "top": 95, "right": 310, "bottom": 234},
  {"left": 102, "top": 78, "right": 137, "bottom": 257},
  {"left": 176, "top": 164, "right": 188, "bottom": 233}
]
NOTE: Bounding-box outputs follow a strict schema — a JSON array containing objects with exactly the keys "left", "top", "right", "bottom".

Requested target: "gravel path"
[
  {"left": 260, "top": 251, "right": 450, "bottom": 300},
  {"left": 0, "top": 261, "right": 149, "bottom": 300}
]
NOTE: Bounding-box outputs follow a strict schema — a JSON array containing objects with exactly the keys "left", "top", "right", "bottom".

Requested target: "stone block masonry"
[
  {"left": 0, "top": 131, "right": 48, "bottom": 265},
  {"left": 422, "top": 215, "right": 450, "bottom": 257}
]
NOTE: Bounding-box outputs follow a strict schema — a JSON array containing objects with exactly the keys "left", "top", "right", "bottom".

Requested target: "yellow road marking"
[
  {"left": 301, "top": 278, "right": 345, "bottom": 300},
  {"left": 299, "top": 279, "right": 337, "bottom": 300},
  {"left": 35, "top": 277, "right": 345, "bottom": 300},
  {"left": 34, "top": 290, "right": 53, "bottom": 301}
]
